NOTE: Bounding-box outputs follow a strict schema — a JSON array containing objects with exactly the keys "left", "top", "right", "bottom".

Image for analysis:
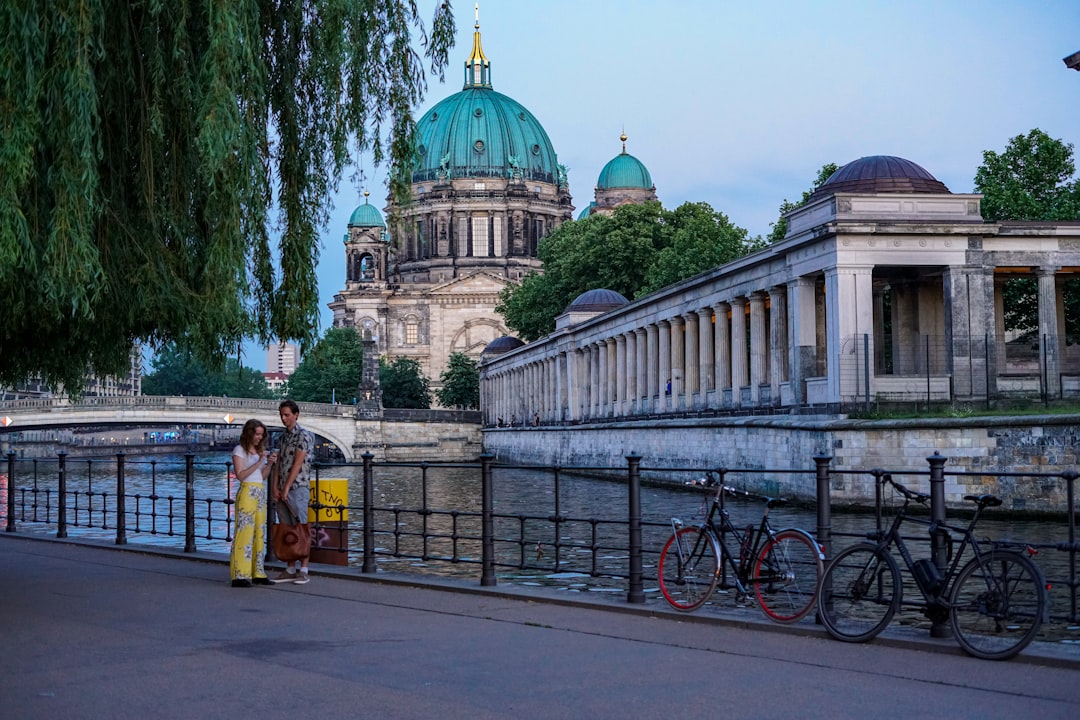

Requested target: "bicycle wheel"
[
  {"left": 658, "top": 526, "right": 721, "bottom": 611},
  {"left": 818, "top": 543, "right": 901, "bottom": 642},
  {"left": 752, "top": 528, "right": 823, "bottom": 624},
  {"left": 949, "top": 550, "right": 1046, "bottom": 660}
]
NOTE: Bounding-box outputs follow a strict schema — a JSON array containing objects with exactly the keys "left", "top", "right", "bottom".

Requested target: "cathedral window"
[
  {"left": 471, "top": 215, "right": 489, "bottom": 257},
  {"left": 405, "top": 320, "right": 419, "bottom": 345}
]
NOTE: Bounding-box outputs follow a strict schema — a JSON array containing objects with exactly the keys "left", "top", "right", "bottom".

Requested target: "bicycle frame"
[
  {"left": 671, "top": 483, "right": 779, "bottom": 595},
  {"left": 866, "top": 481, "right": 1002, "bottom": 613}
]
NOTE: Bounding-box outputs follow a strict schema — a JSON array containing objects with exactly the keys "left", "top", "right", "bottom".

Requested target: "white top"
[{"left": 232, "top": 445, "right": 264, "bottom": 484}]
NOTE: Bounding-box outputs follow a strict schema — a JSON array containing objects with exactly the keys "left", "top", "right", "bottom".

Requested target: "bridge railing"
[{"left": 2, "top": 450, "right": 1078, "bottom": 637}]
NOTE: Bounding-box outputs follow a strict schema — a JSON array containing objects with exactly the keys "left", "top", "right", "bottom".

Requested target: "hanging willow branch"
[{"left": 0, "top": 0, "right": 454, "bottom": 390}]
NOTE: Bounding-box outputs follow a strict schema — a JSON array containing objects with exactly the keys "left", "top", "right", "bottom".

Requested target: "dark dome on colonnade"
[
  {"left": 808, "top": 155, "right": 951, "bottom": 201},
  {"left": 566, "top": 289, "right": 629, "bottom": 313}
]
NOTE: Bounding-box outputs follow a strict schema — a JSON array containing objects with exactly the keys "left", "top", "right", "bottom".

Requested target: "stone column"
[
  {"left": 646, "top": 324, "right": 659, "bottom": 414},
  {"left": 787, "top": 278, "right": 815, "bottom": 406},
  {"left": 684, "top": 312, "right": 700, "bottom": 409},
  {"left": 769, "top": 286, "right": 788, "bottom": 406},
  {"left": 568, "top": 348, "right": 582, "bottom": 420},
  {"left": 669, "top": 316, "right": 684, "bottom": 411},
  {"left": 714, "top": 302, "right": 731, "bottom": 407},
  {"left": 697, "top": 308, "right": 713, "bottom": 402},
  {"left": 606, "top": 338, "right": 618, "bottom": 418},
  {"left": 824, "top": 265, "right": 874, "bottom": 407},
  {"left": 624, "top": 331, "right": 636, "bottom": 416},
  {"left": 730, "top": 297, "right": 748, "bottom": 406},
  {"left": 1037, "top": 266, "right": 1062, "bottom": 398},
  {"left": 749, "top": 292, "right": 767, "bottom": 404},
  {"left": 597, "top": 341, "right": 609, "bottom": 417},
  {"left": 634, "top": 328, "right": 647, "bottom": 415},
  {"left": 615, "top": 335, "right": 627, "bottom": 417},
  {"left": 658, "top": 320, "right": 672, "bottom": 413}
]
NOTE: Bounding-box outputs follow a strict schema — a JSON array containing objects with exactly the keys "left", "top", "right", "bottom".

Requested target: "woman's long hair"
[{"left": 238, "top": 419, "right": 268, "bottom": 454}]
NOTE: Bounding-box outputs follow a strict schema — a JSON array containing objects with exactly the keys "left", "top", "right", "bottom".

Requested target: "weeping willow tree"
[{"left": 0, "top": 0, "right": 455, "bottom": 391}]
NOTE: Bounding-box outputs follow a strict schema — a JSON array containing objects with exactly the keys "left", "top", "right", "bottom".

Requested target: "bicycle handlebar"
[{"left": 881, "top": 474, "right": 929, "bottom": 504}]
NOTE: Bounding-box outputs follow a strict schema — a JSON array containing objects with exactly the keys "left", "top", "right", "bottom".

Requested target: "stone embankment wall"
[
  {"left": 354, "top": 418, "right": 483, "bottom": 462},
  {"left": 483, "top": 415, "right": 1080, "bottom": 512}
]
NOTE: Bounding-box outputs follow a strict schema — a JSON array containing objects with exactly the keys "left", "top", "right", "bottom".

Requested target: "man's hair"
[{"left": 279, "top": 399, "right": 300, "bottom": 415}]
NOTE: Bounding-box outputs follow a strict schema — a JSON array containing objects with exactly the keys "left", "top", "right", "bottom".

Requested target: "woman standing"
[{"left": 230, "top": 419, "right": 276, "bottom": 587}]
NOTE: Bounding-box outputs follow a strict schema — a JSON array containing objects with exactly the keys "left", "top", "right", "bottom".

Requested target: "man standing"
[{"left": 271, "top": 399, "right": 316, "bottom": 584}]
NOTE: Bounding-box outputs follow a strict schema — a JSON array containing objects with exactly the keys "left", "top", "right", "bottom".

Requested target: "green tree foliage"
[
  {"left": 284, "top": 328, "right": 364, "bottom": 403},
  {"left": 436, "top": 352, "right": 479, "bottom": 409},
  {"left": 639, "top": 202, "right": 754, "bottom": 296},
  {"left": 975, "top": 129, "right": 1080, "bottom": 223},
  {"left": 380, "top": 357, "right": 431, "bottom": 409},
  {"left": 974, "top": 130, "right": 1080, "bottom": 335},
  {"left": 766, "top": 163, "right": 840, "bottom": 244},
  {"left": 497, "top": 201, "right": 753, "bottom": 340},
  {"left": 142, "top": 344, "right": 273, "bottom": 399},
  {"left": 0, "top": 1, "right": 455, "bottom": 392}
]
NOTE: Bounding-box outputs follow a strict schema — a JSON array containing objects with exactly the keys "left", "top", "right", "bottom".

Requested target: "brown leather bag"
[{"left": 271, "top": 500, "right": 311, "bottom": 561}]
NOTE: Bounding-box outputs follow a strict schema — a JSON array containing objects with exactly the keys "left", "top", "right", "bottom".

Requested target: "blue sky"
[{"left": 249, "top": 0, "right": 1080, "bottom": 371}]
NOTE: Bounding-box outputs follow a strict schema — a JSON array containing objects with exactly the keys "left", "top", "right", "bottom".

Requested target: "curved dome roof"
[
  {"left": 348, "top": 196, "right": 385, "bottom": 228},
  {"left": 413, "top": 89, "right": 560, "bottom": 185},
  {"left": 482, "top": 335, "right": 525, "bottom": 355},
  {"left": 597, "top": 133, "right": 653, "bottom": 190},
  {"left": 809, "top": 155, "right": 950, "bottom": 201},
  {"left": 566, "top": 288, "right": 629, "bottom": 313},
  {"left": 576, "top": 202, "right": 595, "bottom": 220}
]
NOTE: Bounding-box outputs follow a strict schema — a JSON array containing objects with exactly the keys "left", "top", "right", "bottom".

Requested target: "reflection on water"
[{"left": 4, "top": 453, "right": 1079, "bottom": 645}]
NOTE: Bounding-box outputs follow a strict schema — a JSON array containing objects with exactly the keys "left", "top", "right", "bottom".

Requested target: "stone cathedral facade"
[{"left": 329, "top": 17, "right": 573, "bottom": 397}]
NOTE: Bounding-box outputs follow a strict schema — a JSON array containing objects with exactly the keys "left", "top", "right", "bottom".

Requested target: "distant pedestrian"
[
  {"left": 230, "top": 419, "right": 276, "bottom": 587},
  {"left": 272, "top": 400, "right": 315, "bottom": 584},
  {"left": 532, "top": 413, "right": 540, "bottom": 426}
]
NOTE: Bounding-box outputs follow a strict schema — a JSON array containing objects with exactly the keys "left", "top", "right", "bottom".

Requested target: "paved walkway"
[{"left": 2, "top": 534, "right": 1078, "bottom": 719}]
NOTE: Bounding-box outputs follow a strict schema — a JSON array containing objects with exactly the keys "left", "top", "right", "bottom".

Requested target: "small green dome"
[
  {"left": 597, "top": 152, "right": 653, "bottom": 190},
  {"left": 349, "top": 198, "right": 385, "bottom": 228},
  {"left": 576, "top": 202, "right": 596, "bottom": 220}
]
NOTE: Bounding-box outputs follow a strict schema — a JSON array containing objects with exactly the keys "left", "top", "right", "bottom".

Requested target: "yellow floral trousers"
[{"left": 230, "top": 481, "right": 267, "bottom": 581}]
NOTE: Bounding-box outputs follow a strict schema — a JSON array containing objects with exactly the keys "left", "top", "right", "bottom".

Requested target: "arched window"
[{"left": 360, "top": 254, "right": 375, "bottom": 281}]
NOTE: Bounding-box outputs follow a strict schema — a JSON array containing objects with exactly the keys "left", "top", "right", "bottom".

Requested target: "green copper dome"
[
  {"left": 413, "top": 89, "right": 561, "bottom": 185},
  {"left": 411, "top": 17, "right": 562, "bottom": 185},
  {"left": 597, "top": 151, "right": 653, "bottom": 190},
  {"left": 348, "top": 196, "right": 385, "bottom": 228}
]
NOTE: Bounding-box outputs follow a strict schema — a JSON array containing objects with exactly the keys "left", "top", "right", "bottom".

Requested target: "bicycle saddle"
[{"left": 963, "top": 493, "right": 1002, "bottom": 508}]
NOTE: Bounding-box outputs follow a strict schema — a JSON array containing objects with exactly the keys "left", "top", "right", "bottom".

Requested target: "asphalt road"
[{"left": 1, "top": 536, "right": 1078, "bottom": 719}]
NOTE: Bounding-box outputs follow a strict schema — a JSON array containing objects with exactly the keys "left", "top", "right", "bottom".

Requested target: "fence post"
[
  {"left": 814, "top": 455, "right": 833, "bottom": 561},
  {"left": 115, "top": 452, "right": 127, "bottom": 545},
  {"left": 927, "top": 451, "right": 949, "bottom": 639},
  {"left": 184, "top": 453, "right": 196, "bottom": 553},
  {"left": 360, "top": 452, "right": 376, "bottom": 573},
  {"left": 5, "top": 450, "right": 15, "bottom": 532},
  {"left": 480, "top": 453, "right": 496, "bottom": 587},
  {"left": 57, "top": 451, "right": 68, "bottom": 539},
  {"left": 626, "top": 453, "right": 645, "bottom": 604}
]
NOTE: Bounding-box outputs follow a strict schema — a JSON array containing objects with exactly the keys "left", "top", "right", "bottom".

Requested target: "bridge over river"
[{"left": 0, "top": 396, "right": 481, "bottom": 462}]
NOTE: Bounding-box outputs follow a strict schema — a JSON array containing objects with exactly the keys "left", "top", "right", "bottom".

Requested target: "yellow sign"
[{"left": 309, "top": 478, "right": 349, "bottom": 523}]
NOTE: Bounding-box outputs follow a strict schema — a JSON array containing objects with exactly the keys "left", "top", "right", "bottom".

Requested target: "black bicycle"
[
  {"left": 657, "top": 473, "right": 824, "bottom": 623},
  {"left": 818, "top": 474, "right": 1049, "bottom": 660}
]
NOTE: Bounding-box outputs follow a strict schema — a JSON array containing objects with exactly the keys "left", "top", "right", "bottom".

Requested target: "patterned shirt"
[{"left": 277, "top": 422, "right": 315, "bottom": 492}]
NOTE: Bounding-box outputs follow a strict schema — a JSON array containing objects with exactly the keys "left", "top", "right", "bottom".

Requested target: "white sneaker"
[{"left": 292, "top": 572, "right": 310, "bottom": 585}]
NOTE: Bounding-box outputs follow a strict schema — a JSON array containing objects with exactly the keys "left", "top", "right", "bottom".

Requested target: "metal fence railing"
[{"left": 2, "top": 450, "right": 1077, "bottom": 641}]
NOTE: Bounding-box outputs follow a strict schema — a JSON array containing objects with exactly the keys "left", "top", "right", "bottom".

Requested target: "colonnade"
[{"left": 483, "top": 278, "right": 834, "bottom": 426}]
